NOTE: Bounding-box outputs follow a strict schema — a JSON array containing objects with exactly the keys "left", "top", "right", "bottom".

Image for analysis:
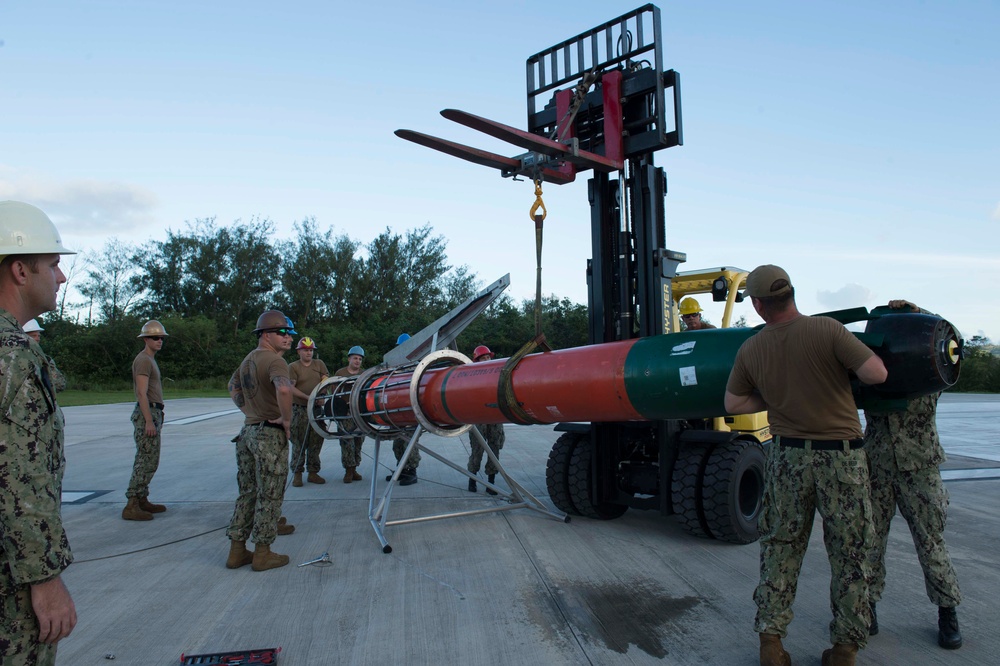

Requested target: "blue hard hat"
[
  {"left": 348, "top": 345, "right": 365, "bottom": 357},
  {"left": 396, "top": 333, "right": 410, "bottom": 345}
]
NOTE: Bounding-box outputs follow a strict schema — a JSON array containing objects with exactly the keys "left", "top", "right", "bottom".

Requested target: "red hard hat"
[{"left": 473, "top": 345, "right": 494, "bottom": 361}]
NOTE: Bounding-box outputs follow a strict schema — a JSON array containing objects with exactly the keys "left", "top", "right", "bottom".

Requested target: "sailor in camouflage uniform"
[
  {"left": 725, "top": 265, "right": 888, "bottom": 666},
  {"left": 0, "top": 201, "right": 77, "bottom": 665},
  {"left": 466, "top": 345, "right": 505, "bottom": 495},
  {"left": 122, "top": 319, "right": 170, "bottom": 520},
  {"left": 864, "top": 300, "right": 962, "bottom": 649},
  {"left": 225, "top": 310, "right": 297, "bottom": 572},
  {"left": 288, "top": 336, "right": 331, "bottom": 486},
  {"left": 22, "top": 319, "right": 67, "bottom": 392}
]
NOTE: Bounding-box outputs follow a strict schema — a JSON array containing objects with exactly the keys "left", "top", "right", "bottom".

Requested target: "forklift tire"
[
  {"left": 546, "top": 433, "right": 582, "bottom": 516},
  {"left": 671, "top": 442, "right": 714, "bottom": 539},
  {"left": 700, "top": 439, "right": 765, "bottom": 544},
  {"left": 567, "top": 436, "right": 628, "bottom": 520}
]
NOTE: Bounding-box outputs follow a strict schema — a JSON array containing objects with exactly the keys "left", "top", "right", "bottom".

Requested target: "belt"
[
  {"left": 773, "top": 435, "right": 863, "bottom": 451},
  {"left": 255, "top": 421, "right": 285, "bottom": 431},
  {"left": 143, "top": 402, "right": 165, "bottom": 410}
]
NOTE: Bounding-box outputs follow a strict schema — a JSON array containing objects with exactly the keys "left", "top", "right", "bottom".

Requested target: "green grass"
[{"left": 59, "top": 388, "right": 230, "bottom": 407}]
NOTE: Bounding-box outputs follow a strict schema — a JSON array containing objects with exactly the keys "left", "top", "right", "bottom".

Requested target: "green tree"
[
  {"left": 50, "top": 316, "right": 145, "bottom": 386},
  {"left": 139, "top": 218, "right": 281, "bottom": 336},
  {"left": 275, "top": 217, "right": 360, "bottom": 327},
  {"left": 951, "top": 336, "right": 1000, "bottom": 393},
  {"left": 351, "top": 224, "right": 476, "bottom": 335},
  {"left": 531, "top": 295, "right": 588, "bottom": 349},
  {"left": 57, "top": 253, "right": 85, "bottom": 321},
  {"left": 77, "top": 238, "right": 144, "bottom": 324}
]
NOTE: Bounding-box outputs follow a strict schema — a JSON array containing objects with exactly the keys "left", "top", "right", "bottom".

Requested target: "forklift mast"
[
  {"left": 394, "top": 5, "right": 771, "bottom": 543},
  {"left": 524, "top": 4, "right": 685, "bottom": 344},
  {"left": 525, "top": 5, "right": 693, "bottom": 521}
]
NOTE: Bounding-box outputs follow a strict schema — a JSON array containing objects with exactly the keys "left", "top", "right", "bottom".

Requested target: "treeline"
[
  {"left": 43, "top": 218, "right": 588, "bottom": 389},
  {"left": 950, "top": 337, "right": 1000, "bottom": 393}
]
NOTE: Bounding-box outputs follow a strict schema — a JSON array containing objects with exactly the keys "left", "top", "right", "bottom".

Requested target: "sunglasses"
[
  {"left": 681, "top": 313, "right": 700, "bottom": 319},
  {"left": 271, "top": 329, "right": 293, "bottom": 336},
  {"left": 147, "top": 336, "right": 165, "bottom": 341}
]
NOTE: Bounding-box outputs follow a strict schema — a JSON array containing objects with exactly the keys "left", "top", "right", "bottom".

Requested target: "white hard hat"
[
  {"left": 0, "top": 201, "right": 76, "bottom": 258},
  {"left": 23, "top": 318, "right": 44, "bottom": 333}
]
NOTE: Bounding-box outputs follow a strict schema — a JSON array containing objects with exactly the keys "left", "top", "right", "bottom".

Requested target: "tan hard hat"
[
  {"left": 0, "top": 201, "right": 77, "bottom": 260},
  {"left": 138, "top": 320, "right": 169, "bottom": 338},
  {"left": 253, "top": 310, "right": 296, "bottom": 334}
]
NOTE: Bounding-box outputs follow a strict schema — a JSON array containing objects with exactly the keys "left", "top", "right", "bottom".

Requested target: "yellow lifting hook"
[{"left": 529, "top": 179, "right": 546, "bottom": 222}]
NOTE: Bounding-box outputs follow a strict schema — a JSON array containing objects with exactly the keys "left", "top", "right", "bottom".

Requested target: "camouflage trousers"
[
  {"left": 340, "top": 435, "right": 364, "bottom": 469},
  {"left": 0, "top": 577, "right": 57, "bottom": 665},
  {"left": 867, "top": 452, "right": 961, "bottom": 607},
  {"left": 290, "top": 404, "right": 324, "bottom": 474},
  {"left": 754, "top": 444, "right": 873, "bottom": 647},
  {"left": 226, "top": 424, "right": 288, "bottom": 546},
  {"left": 126, "top": 404, "right": 164, "bottom": 499},
  {"left": 393, "top": 436, "right": 420, "bottom": 472},
  {"left": 467, "top": 424, "right": 505, "bottom": 476}
]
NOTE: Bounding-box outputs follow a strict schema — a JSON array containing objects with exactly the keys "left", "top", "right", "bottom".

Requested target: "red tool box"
[{"left": 180, "top": 647, "right": 280, "bottom": 664}]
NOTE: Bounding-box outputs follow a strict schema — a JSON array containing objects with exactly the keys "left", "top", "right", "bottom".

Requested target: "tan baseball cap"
[{"left": 745, "top": 265, "right": 793, "bottom": 298}]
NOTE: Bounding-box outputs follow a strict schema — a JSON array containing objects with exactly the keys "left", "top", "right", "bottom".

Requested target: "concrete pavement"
[{"left": 52, "top": 393, "right": 1000, "bottom": 664}]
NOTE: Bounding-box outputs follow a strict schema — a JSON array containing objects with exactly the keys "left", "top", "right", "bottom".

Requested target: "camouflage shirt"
[
  {"left": 864, "top": 392, "right": 945, "bottom": 472},
  {"left": 0, "top": 308, "right": 72, "bottom": 589}
]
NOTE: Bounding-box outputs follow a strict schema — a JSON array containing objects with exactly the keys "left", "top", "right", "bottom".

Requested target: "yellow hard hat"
[
  {"left": 138, "top": 320, "right": 169, "bottom": 338},
  {"left": 679, "top": 298, "right": 702, "bottom": 316}
]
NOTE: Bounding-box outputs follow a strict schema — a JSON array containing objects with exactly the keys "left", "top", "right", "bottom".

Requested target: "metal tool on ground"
[{"left": 297, "top": 552, "right": 332, "bottom": 567}]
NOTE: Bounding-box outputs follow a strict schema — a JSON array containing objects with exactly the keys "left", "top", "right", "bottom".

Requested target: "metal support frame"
[{"left": 368, "top": 425, "right": 567, "bottom": 554}]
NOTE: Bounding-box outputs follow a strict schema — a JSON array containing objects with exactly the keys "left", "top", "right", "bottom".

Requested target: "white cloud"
[
  {"left": 0, "top": 169, "right": 159, "bottom": 235},
  {"left": 816, "top": 283, "right": 873, "bottom": 310}
]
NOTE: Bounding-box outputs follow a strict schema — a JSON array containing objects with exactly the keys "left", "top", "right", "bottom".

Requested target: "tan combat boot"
[
  {"left": 343, "top": 467, "right": 354, "bottom": 484},
  {"left": 821, "top": 643, "right": 858, "bottom": 666},
  {"left": 308, "top": 472, "right": 326, "bottom": 484},
  {"left": 251, "top": 543, "right": 290, "bottom": 571},
  {"left": 292, "top": 472, "right": 303, "bottom": 487},
  {"left": 352, "top": 468, "right": 362, "bottom": 481},
  {"left": 122, "top": 497, "right": 153, "bottom": 521},
  {"left": 138, "top": 496, "right": 166, "bottom": 513},
  {"left": 277, "top": 519, "right": 295, "bottom": 535},
  {"left": 226, "top": 540, "right": 254, "bottom": 569},
  {"left": 760, "top": 633, "right": 791, "bottom": 666}
]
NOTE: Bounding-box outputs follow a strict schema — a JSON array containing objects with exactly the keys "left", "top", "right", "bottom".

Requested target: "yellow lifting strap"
[
  {"left": 529, "top": 178, "right": 546, "bottom": 338},
  {"left": 496, "top": 179, "right": 553, "bottom": 424}
]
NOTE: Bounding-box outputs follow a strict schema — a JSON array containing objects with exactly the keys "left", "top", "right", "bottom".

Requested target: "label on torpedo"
[{"left": 670, "top": 341, "right": 697, "bottom": 356}]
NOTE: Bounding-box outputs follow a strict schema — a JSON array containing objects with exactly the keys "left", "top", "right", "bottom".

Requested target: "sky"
[{"left": 1, "top": 0, "right": 997, "bottom": 341}]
